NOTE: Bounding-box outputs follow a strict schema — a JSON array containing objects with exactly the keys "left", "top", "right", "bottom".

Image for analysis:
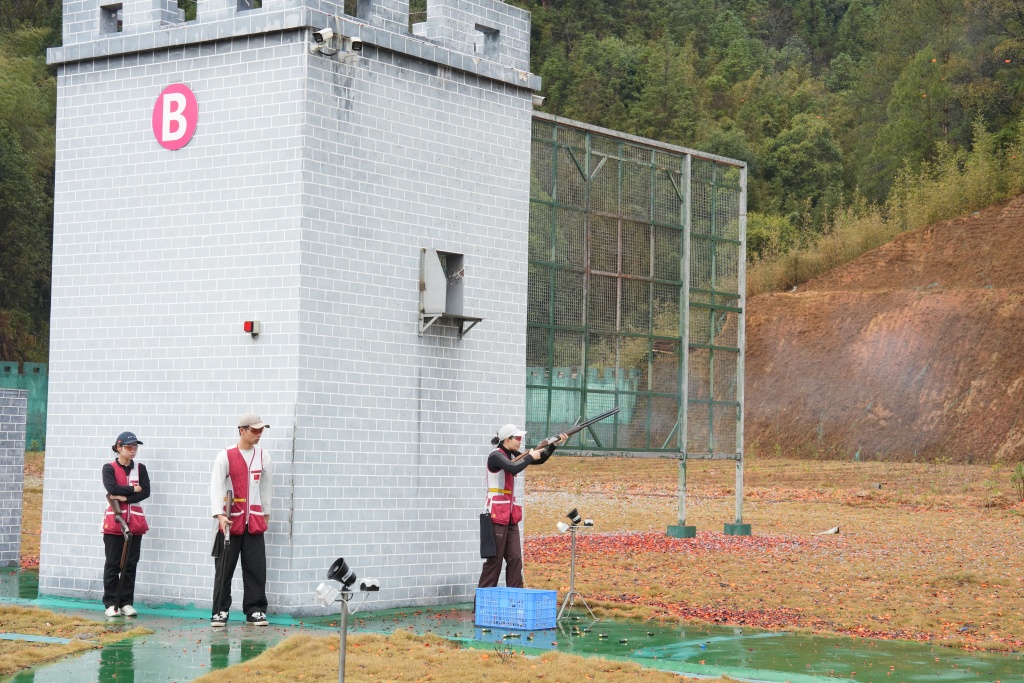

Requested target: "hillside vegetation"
[{"left": 4, "top": 0, "right": 1024, "bottom": 359}]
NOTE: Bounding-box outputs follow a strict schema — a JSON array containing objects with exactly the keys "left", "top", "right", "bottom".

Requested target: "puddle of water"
[
  {"left": 5, "top": 631, "right": 274, "bottom": 683},
  {"left": 338, "top": 605, "right": 1024, "bottom": 683},
  {"left": 0, "top": 634, "right": 77, "bottom": 644},
  {"left": 1, "top": 574, "right": 308, "bottom": 683},
  {"left": 0, "top": 568, "right": 39, "bottom": 600}
]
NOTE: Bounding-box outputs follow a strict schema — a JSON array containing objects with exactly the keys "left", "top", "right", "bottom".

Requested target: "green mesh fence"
[
  {"left": 0, "top": 362, "right": 47, "bottom": 450},
  {"left": 527, "top": 114, "right": 745, "bottom": 459}
]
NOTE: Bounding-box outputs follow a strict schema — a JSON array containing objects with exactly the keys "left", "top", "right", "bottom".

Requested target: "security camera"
[
  {"left": 310, "top": 27, "right": 340, "bottom": 55},
  {"left": 350, "top": 37, "right": 362, "bottom": 52},
  {"left": 531, "top": 94, "right": 546, "bottom": 107}
]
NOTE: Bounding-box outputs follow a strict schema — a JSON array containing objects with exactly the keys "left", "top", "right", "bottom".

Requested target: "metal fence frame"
[{"left": 527, "top": 113, "right": 748, "bottom": 529}]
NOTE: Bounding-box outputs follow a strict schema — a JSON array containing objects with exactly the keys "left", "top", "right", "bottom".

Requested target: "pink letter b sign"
[{"left": 152, "top": 84, "right": 198, "bottom": 150}]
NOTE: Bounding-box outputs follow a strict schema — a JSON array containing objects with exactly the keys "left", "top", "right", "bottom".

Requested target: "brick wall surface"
[
  {"left": 0, "top": 390, "right": 28, "bottom": 567},
  {"left": 43, "top": 0, "right": 534, "bottom": 613}
]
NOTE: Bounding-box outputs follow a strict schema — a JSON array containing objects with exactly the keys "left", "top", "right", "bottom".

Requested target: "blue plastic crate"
[{"left": 475, "top": 587, "right": 557, "bottom": 630}]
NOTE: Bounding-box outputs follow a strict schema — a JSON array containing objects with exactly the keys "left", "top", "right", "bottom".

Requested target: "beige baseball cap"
[
  {"left": 496, "top": 424, "right": 526, "bottom": 441},
  {"left": 238, "top": 413, "right": 270, "bottom": 429}
]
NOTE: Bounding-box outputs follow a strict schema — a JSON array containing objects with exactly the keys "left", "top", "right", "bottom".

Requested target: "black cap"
[{"left": 112, "top": 431, "right": 144, "bottom": 452}]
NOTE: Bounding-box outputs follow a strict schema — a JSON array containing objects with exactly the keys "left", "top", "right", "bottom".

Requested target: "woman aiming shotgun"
[
  {"left": 101, "top": 431, "right": 150, "bottom": 617},
  {"left": 477, "top": 424, "right": 567, "bottom": 589},
  {"left": 477, "top": 408, "right": 619, "bottom": 590}
]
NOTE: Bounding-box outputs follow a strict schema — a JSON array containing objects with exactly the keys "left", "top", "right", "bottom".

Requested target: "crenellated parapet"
[
  {"left": 120, "top": 0, "right": 184, "bottom": 33},
  {"left": 415, "top": 0, "right": 529, "bottom": 71},
  {"left": 350, "top": 0, "right": 408, "bottom": 34},
  {"left": 51, "top": 0, "right": 538, "bottom": 90}
]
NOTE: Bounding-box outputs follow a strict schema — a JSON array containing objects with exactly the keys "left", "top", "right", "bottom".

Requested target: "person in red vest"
[
  {"left": 209, "top": 413, "right": 273, "bottom": 627},
  {"left": 478, "top": 424, "right": 566, "bottom": 589},
  {"left": 101, "top": 431, "right": 150, "bottom": 617}
]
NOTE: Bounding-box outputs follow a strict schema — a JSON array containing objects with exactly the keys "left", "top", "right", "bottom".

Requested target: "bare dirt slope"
[{"left": 745, "top": 195, "right": 1024, "bottom": 462}]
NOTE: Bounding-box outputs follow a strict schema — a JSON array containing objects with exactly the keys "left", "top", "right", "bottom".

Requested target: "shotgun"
[
  {"left": 210, "top": 488, "right": 233, "bottom": 616},
  {"left": 107, "top": 495, "right": 132, "bottom": 610},
  {"left": 511, "top": 407, "right": 621, "bottom": 464}
]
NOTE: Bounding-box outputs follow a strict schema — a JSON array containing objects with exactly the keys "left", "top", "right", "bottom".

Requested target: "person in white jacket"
[{"left": 209, "top": 413, "right": 272, "bottom": 627}]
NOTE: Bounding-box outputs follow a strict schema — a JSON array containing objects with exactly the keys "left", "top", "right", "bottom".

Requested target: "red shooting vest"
[
  {"left": 227, "top": 447, "right": 268, "bottom": 536},
  {"left": 485, "top": 449, "right": 523, "bottom": 526},
  {"left": 102, "top": 461, "right": 149, "bottom": 536}
]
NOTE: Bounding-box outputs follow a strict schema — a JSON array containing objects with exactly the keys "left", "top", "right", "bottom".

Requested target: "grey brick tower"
[{"left": 44, "top": 0, "right": 539, "bottom": 612}]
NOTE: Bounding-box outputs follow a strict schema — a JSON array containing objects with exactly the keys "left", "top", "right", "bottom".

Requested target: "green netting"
[
  {"left": 527, "top": 116, "right": 745, "bottom": 457},
  {"left": 0, "top": 362, "right": 47, "bottom": 450}
]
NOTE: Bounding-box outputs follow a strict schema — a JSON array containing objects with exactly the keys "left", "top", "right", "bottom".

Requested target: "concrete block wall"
[
  {"left": 351, "top": 0, "right": 408, "bottom": 34},
  {"left": 0, "top": 390, "right": 28, "bottom": 568},
  {"left": 45, "top": 0, "right": 536, "bottom": 612},
  {"left": 121, "top": 0, "right": 183, "bottom": 34},
  {"left": 43, "top": 27, "right": 308, "bottom": 606},
  {"left": 282, "top": 44, "right": 533, "bottom": 609},
  {"left": 420, "top": 0, "right": 529, "bottom": 71}
]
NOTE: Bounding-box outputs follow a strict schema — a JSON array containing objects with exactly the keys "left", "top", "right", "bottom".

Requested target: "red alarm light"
[{"left": 243, "top": 320, "right": 261, "bottom": 338}]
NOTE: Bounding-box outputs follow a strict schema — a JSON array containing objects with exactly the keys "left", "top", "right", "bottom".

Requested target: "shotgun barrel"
[{"left": 512, "top": 407, "right": 620, "bottom": 463}]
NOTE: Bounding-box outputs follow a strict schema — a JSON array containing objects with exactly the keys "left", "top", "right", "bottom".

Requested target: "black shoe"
[
  {"left": 247, "top": 611, "right": 268, "bottom": 626},
  {"left": 211, "top": 610, "right": 228, "bottom": 627}
]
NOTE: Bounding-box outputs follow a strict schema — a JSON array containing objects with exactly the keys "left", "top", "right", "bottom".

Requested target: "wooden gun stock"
[{"left": 107, "top": 494, "right": 131, "bottom": 538}]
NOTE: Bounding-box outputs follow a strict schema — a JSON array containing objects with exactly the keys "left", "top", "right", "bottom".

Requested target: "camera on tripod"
[{"left": 554, "top": 508, "right": 596, "bottom": 621}]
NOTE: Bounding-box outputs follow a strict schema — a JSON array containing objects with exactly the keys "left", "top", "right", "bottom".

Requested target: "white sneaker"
[
  {"left": 120, "top": 605, "right": 138, "bottom": 617},
  {"left": 247, "top": 611, "right": 268, "bottom": 626},
  {"left": 104, "top": 606, "right": 120, "bottom": 617}
]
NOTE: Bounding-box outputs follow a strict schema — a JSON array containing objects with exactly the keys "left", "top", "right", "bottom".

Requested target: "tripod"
[
  {"left": 557, "top": 525, "right": 596, "bottom": 621},
  {"left": 336, "top": 590, "right": 353, "bottom": 683}
]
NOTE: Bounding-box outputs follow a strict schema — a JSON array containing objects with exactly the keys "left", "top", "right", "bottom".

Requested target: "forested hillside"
[
  {"left": 3, "top": 0, "right": 1024, "bottom": 360},
  {"left": 0, "top": 0, "right": 58, "bottom": 361},
  {"left": 520, "top": 0, "right": 1024, "bottom": 255}
]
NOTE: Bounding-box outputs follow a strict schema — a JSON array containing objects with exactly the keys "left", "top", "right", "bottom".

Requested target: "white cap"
[
  {"left": 238, "top": 413, "right": 269, "bottom": 429},
  {"left": 496, "top": 424, "right": 527, "bottom": 442}
]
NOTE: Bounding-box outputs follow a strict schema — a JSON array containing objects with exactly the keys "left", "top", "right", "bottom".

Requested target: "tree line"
[
  {"left": 2, "top": 0, "right": 1023, "bottom": 359},
  {"left": 520, "top": 0, "right": 1024, "bottom": 256},
  {"left": 0, "top": 0, "right": 57, "bottom": 361}
]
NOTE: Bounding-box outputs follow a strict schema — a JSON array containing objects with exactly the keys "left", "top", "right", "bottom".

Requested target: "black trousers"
[
  {"left": 212, "top": 530, "right": 267, "bottom": 617},
  {"left": 478, "top": 522, "right": 523, "bottom": 588},
  {"left": 103, "top": 533, "right": 142, "bottom": 608}
]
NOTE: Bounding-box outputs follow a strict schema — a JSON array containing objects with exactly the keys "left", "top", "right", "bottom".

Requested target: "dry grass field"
[
  {"left": 14, "top": 452, "right": 1023, "bottom": 681},
  {"left": 524, "top": 456, "right": 1024, "bottom": 651},
  {"left": 191, "top": 630, "right": 728, "bottom": 683}
]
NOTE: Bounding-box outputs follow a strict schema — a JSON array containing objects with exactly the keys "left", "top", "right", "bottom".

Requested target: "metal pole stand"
[
  {"left": 337, "top": 590, "right": 352, "bottom": 683},
  {"left": 556, "top": 526, "right": 596, "bottom": 621}
]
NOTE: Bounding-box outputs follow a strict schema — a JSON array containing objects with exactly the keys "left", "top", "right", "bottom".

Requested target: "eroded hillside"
[{"left": 746, "top": 195, "right": 1024, "bottom": 462}]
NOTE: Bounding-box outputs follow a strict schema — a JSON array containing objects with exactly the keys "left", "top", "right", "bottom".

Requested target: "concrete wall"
[
  {"left": 0, "top": 389, "right": 27, "bottom": 567},
  {"left": 292, "top": 37, "right": 533, "bottom": 608},
  {"left": 44, "top": 0, "right": 537, "bottom": 613}
]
